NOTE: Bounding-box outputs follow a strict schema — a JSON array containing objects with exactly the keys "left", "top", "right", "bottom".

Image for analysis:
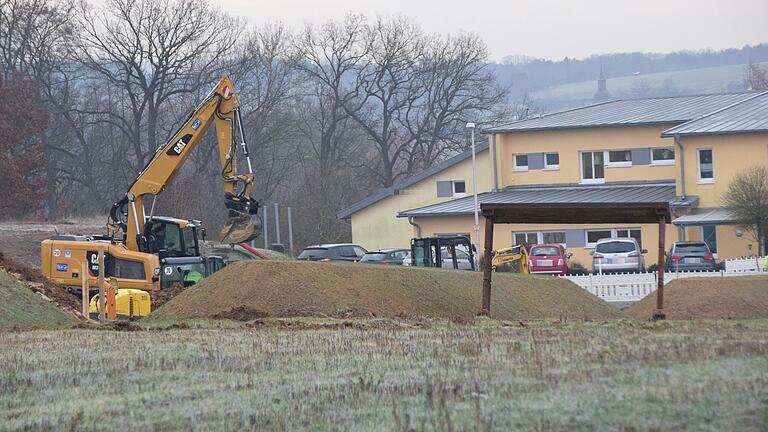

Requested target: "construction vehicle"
[
  {"left": 89, "top": 289, "right": 152, "bottom": 320},
  {"left": 409, "top": 236, "right": 476, "bottom": 270},
  {"left": 41, "top": 75, "right": 260, "bottom": 292},
  {"left": 491, "top": 244, "right": 530, "bottom": 273}
]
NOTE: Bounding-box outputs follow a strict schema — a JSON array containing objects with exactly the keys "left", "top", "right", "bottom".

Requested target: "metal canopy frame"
[{"left": 479, "top": 201, "right": 671, "bottom": 320}]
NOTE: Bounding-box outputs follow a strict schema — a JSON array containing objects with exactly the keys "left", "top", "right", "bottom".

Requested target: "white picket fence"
[{"left": 557, "top": 256, "right": 767, "bottom": 302}]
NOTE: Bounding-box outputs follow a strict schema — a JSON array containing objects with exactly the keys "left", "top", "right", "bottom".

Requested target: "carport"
[{"left": 480, "top": 201, "right": 671, "bottom": 319}]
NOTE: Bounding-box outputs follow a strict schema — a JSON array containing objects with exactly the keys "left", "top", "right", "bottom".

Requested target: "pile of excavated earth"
[
  {"left": 626, "top": 276, "right": 768, "bottom": 320},
  {"left": 151, "top": 261, "right": 622, "bottom": 321}
]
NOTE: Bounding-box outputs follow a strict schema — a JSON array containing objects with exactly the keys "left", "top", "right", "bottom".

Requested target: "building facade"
[{"left": 339, "top": 92, "right": 768, "bottom": 267}]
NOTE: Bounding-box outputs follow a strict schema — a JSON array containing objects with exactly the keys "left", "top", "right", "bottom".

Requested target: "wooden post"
[
  {"left": 81, "top": 261, "right": 89, "bottom": 319},
  {"left": 653, "top": 216, "right": 667, "bottom": 320},
  {"left": 481, "top": 214, "right": 495, "bottom": 315},
  {"left": 98, "top": 247, "right": 106, "bottom": 321}
]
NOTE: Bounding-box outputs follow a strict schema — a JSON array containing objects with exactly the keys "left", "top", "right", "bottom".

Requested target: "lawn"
[{"left": 1, "top": 319, "right": 767, "bottom": 431}]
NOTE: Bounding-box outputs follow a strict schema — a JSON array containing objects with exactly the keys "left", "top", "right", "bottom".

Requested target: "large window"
[
  {"left": 698, "top": 148, "right": 714, "bottom": 183},
  {"left": 585, "top": 228, "right": 642, "bottom": 248},
  {"left": 651, "top": 147, "right": 675, "bottom": 165},
  {"left": 581, "top": 151, "right": 605, "bottom": 183},
  {"left": 513, "top": 231, "right": 566, "bottom": 248},
  {"left": 514, "top": 154, "right": 529, "bottom": 171},
  {"left": 606, "top": 150, "right": 632, "bottom": 167},
  {"left": 544, "top": 152, "right": 560, "bottom": 170}
]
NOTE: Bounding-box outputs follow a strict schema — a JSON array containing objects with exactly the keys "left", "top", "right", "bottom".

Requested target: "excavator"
[
  {"left": 41, "top": 75, "right": 261, "bottom": 294},
  {"left": 491, "top": 244, "right": 530, "bottom": 273}
]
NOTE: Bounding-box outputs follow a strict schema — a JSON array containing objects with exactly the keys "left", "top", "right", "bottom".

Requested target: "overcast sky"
[{"left": 215, "top": 0, "right": 768, "bottom": 62}]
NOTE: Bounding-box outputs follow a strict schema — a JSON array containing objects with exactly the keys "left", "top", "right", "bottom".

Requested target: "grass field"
[{"left": 2, "top": 319, "right": 768, "bottom": 431}]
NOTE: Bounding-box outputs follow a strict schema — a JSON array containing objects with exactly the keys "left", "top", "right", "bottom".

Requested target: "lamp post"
[{"left": 466, "top": 122, "right": 480, "bottom": 270}]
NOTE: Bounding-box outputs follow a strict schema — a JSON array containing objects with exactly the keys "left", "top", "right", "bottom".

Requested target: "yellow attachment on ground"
[
  {"left": 89, "top": 289, "right": 152, "bottom": 320},
  {"left": 491, "top": 244, "right": 530, "bottom": 273}
]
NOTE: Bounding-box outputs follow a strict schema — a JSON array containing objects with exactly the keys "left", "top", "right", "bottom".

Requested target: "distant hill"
[
  {"left": 492, "top": 44, "right": 768, "bottom": 107},
  {"left": 532, "top": 62, "right": 767, "bottom": 110}
]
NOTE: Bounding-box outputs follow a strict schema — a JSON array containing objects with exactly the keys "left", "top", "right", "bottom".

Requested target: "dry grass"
[
  {"left": 151, "top": 261, "right": 620, "bottom": 321},
  {"left": 1, "top": 319, "right": 768, "bottom": 430},
  {"left": 626, "top": 276, "right": 768, "bottom": 320}
]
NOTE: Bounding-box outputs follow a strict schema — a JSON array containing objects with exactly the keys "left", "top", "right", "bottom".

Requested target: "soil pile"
[
  {"left": 0, "top": 269, "right": 78, "bottom": 329},
  {"left": 625, "top": 276, "right": 768, "bottom": 320},
  {"left": 151, "top": 261, "right": 620, "bottom": 321},
  {"left": 0, "top": 251, "right": 83, "bottom": 314}
]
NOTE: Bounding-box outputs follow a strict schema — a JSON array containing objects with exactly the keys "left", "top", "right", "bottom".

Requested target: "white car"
[{"left": 591, "top": 237, "right": 646, "bottom": 273}]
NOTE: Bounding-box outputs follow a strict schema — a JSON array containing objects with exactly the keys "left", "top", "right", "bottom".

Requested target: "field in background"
[
  {"left": 532, "top": 62, "right": 767, "bottom": 109},
  {"left": 1, "top": 320, "right": 767, "bottom": 430}
]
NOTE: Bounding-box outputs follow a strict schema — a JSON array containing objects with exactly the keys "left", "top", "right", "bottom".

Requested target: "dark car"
[
  {"left": 360, "top": 248, "right": 409, "bottom": 265},
  {"left": 297, "top": 243, "right": 368, "bottom": 262},
  {"left": 666, "top": 241, "right": 717, "bottom": 272}
]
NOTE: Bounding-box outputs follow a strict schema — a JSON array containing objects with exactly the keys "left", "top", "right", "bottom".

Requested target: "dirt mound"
[
  {"left": 0, "top": 251, "right": 83, "bottom": 314},
  {"left": 151, "top": 261, "right": 620, "bottom": 321},
  {"left": 625, "top": 276, "right": 768, "bottom": 320},
  {"left": 0, "top": 270, "right": 77, "bottom": 330}
]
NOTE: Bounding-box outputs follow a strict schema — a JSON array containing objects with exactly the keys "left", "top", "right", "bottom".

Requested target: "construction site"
[{"left": 2, "top": 0, "right": 768, "bottom": 429}]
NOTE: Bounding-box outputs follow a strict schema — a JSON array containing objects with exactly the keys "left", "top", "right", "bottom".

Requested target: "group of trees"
[{"left": 0, "top": 0, "right": 514, "bottom": 248}]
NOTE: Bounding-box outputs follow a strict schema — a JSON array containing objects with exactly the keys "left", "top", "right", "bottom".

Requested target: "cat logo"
[{"left": 166, "top": 134, "right": 193, "bottom": 157}]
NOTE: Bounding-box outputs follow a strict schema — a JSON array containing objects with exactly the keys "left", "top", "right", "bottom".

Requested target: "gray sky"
[{"left": 217, "top": 0, "right": 768, "bottom": 61}]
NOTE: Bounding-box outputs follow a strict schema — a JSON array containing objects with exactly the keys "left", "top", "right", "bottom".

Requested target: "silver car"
[{"left": 591, "top": 238, "right": 646, "bottom": 273}]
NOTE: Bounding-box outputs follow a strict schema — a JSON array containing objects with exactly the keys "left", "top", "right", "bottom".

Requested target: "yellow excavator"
[
  {"left": 41, "top": 75, "right": 260, "bottom": 295},
  {"left": 491, "top": 244, "right": 530, "bottom": 273}
]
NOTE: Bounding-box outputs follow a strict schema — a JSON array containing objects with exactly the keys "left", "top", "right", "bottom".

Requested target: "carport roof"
[
  {"left": 398, "top": 181, "right": 677, "bottom": 221},
  {"left": 672, "top": 207, "right": 736, "bottom": 226}
]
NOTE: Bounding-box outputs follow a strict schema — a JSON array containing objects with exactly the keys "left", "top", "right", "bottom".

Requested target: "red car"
[{"left": 528, "top": 244, "right": 571, "bottom": 274}]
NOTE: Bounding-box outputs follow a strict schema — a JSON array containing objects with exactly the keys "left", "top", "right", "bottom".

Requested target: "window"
[
  {"left": 616, "top": 228, "right": 642, "bottom": 248},
  {"left": 702, "top": 225, "right": 717, "bottom": 254},
  {"left": 606, "top": 150, "right": 632, "bottom": 167},
  {"left": 106, "top": 256, "right": 145, "bottom": 280},
  {"left": 513, "top": 231, "right": 566, "bottom": 247},
  {"left": 581, "top": 151, "right": 605, "bottom": 183},
  {"left": 586, "top": 228, "right": 642, "bottom": 248},
  {"left": 544, "top": 153, "right": 560, "bottom": 170},
  {"left": 698, "top": 148, "right": 714, "bottom": 183},
  {"left": 514, "top": 154, "right": 529, "bottom": 171},
  {"left": 452, "top": 180, "right": 466, "bottom": 197},
  {"left": 542, "top": 231, "right": 566, "bottom": 244},
  {"left": 585, "top": 230, "right": 612, "bottom": 247},
  {"left": 651, "top": 147, "right": 675, "bottom": 165}
]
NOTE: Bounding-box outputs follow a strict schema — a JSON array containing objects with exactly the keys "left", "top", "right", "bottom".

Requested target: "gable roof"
[
  {"left": 661, "top": 91, "right": 768, "bottom": 137},
  {"left": 487, "top": 93, "right": 758, "bottom": 133},
  {"left": 398, "top": 181, "right": 677, "bottom": 218},
  {"left": 337, "top": 142, "right": 489, "bottom": 219}
]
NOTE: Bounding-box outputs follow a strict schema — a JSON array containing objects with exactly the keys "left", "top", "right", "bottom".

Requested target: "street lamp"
[{"left": 466, "top": 122, "right": 480, "bottom": 270}]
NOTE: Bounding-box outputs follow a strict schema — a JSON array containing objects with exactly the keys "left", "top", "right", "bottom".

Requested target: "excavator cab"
[
  {"left": 410, "top": 236, "right": 476, "bottom": 271},
  {"left": 143, "top": 217, "right": 201, "bottom": 258}
]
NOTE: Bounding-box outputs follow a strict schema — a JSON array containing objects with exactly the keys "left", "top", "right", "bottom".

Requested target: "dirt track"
[
  {"left": 151, "top": 260, "right": 621, "bottom": 321},
  {"left": 625, "top": 276, "right": 768, "bottom": 319}
]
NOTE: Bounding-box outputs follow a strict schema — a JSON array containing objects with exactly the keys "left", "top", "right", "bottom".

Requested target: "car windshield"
[
  {"left": 531, "top": 246, "right": 560, "bottom": 256},
  {"left": 297, "top": 248, "right": 329, "bottom": 259},
  {"left": 674, "top": 243, "right": 709, "bottom": 253},
  {"left": 361, "top": 253, "right": 386, "bottom": 262},
  {"left": 596, "top": 241, "right": 636, "bottom": 254}
]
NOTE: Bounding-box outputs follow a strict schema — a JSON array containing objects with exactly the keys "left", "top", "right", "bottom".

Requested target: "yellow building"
[{"left": 339, "top": 91, "right": 768, "bottom": 268}]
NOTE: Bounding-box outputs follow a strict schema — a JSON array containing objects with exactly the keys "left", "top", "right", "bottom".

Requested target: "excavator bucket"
[{"left": 219, "top": 212, "right": 261, "bottom": 244}]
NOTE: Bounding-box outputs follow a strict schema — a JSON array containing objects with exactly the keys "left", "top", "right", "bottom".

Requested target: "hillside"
[{"left": 0, "top": 270, "right": 77, "bottom": 330}]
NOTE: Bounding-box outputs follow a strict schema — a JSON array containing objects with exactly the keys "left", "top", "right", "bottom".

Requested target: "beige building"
[{"left": 339, "top": 91, "right": 768, "bottom": 268}]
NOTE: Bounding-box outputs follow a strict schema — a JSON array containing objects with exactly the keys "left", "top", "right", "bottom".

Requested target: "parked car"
[
  {"left": 528, "top": 243, "right": 571, "bottom": 275},
  {"left": 591, "top": 238, "right": 646, "bottom": 273},
  {"left": 360, "top": 248, "right": 409, "bottom": 265},
  {"left": 402, "top": 246, "right": 475, "bottom": 270},
  {"left": 297, "top": 243, "right": 368, "bottom": 262},
  {"left": 665, "top": 241, "right": 717, "bottom": 272}
]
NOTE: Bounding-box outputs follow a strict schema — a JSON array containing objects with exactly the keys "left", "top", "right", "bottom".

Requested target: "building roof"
[
  {"left": 661, "top": 91, "right": 768, "bottom": 137},
  {"left": 398, "top": 181, "right": 677, "bottom": 218},
  {"left": 672, "top": 207, "right": 737, "bottom": 226},
  {"left": 336, "top": 142, "right": 489, "bottom": 219},
  {"left": 486, "top": 93, "right": 758, "bottom": 133}
]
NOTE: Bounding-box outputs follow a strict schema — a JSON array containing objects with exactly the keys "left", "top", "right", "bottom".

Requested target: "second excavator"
[{"left": 41, "top": 75, "right": 261, "bottom": 291}]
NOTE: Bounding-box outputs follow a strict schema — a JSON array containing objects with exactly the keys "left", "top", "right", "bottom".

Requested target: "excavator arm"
[
  {"left": 491, "top": 244, "right": 530, "bottom": 273},
  {"left": 109, "top": 75, "right": 261, "bottom": 252}
]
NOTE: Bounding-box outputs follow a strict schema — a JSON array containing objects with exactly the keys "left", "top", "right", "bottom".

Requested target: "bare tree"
[
  {"left": 76, "top": 0, "right": 244, "bottom": 171},
  {"left": 723, "top": 166, "right": 768, "bottom": 256},
  {"left": 744, "top": 60, "right": 768, "bottom": 91}
]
